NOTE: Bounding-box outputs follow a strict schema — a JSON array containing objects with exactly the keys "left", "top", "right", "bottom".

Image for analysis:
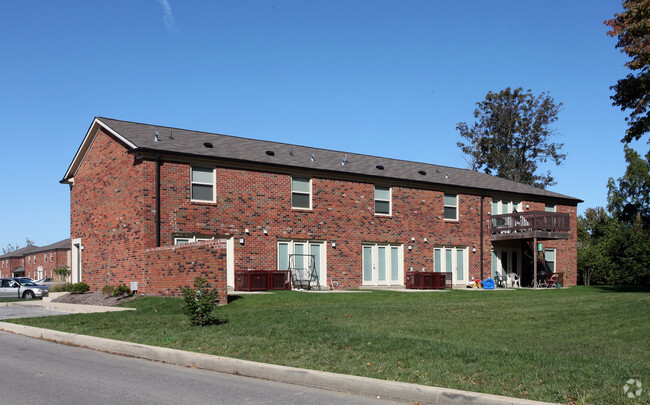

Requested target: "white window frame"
[
  {"left": 291, "top": 177, "right": 312, "bottom": 210},
  {"left": 362, "top": 243, "right": 404, "bottom": 286},
  {"left": 444, "top": 193, "right": 458, "bottom": 221},
  {"left": 492, "top": 199, "right": 522, "bottom": 215},
  {"left": 277, "top": 240, "right": 327, "bottom": 286},
  {"left": 434, "top": 246, "right": 469, "bottom": 284},
  {"left": 374, "top": 186, "right": 392, "bottom": 216},
  {"left": 190, "top": 166, "right": 216, "bottom": 203},
  {"left": 173, "top": 235, "right": 215, "bottom": 244},
  {"left": 544, "top": 249, "right": 556, "bottom": 273},
  {"left": 545, "top": 204, "right": 556, "bottom": 213}
]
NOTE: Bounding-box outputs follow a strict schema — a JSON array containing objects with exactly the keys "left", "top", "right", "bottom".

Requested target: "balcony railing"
[{"left": 490, "top": 211, "right": 570, "bottom": 236}]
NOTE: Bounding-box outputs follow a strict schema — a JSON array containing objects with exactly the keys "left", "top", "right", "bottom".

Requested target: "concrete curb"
[
  {"left": 3, "top": 301, "right": 135, "bottom": 313},
  {"left": 0, "top": 322, "right": 556, "bottom": 405}
]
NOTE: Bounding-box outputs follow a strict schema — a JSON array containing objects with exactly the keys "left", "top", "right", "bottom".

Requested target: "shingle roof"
[
  {"left": 64, "top": 117, "right": 582, "bottom": 204},
  {"left": 0, "top": 245, "right": 40, "bottom": 259},
  {"left": 0, "top": 239, "right": 70, "bottom": 259}
]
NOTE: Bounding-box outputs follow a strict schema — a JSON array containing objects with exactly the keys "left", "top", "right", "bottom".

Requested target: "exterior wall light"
[
  {"left": 331, "top": 242, "right": 336, "bottom": 248},
  {"left": 245, "top": 228, "right": 250, "bottom": 234},
  {"left": 263, "top": 229, "right": 268, "bottom": 235},
  {"left": 407, "top": 245, "right": 412, "bottom": 251},
  {"left": 239, "top": 238, "right": 245, "bottom": 245}
]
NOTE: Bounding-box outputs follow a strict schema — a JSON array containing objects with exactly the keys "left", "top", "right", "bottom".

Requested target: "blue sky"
[{"left": 0, "top": 0, "right": 640, "bottom": 249}]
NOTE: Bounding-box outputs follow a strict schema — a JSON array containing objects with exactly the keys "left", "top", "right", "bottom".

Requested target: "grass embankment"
[{"left": 10, "top": 286, "right": 650, "bottom": 404}]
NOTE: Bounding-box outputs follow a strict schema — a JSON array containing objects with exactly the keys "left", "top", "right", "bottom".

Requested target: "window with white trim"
[
  {"left": 173, "top": 235, "right": 215, "bottom": 244},
  {"left": 492, "top": 200, "right": 522, "bottom": 214},
  {"left": 50, "top": 252, "right": 53, "bottom": 262},
  {"left": 544, "top": 249, "right": 556, "bottom": 273},
  {"left": 374, "top": 186, "right": 391, "bottom": 215},
  {"left": 444, "top": 193, "right": 458, "bottom": 220},
  {"left": 191, "top": 166, "right": 215, "bottom": 202},
  {"left": 545, "top": 204, "right": 556, "bottom": 212},
  {"left": 291, "top": 177, "right": 311, "bottom": 209}
]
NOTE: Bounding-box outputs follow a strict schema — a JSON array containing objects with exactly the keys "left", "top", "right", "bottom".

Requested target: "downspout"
[
  {"left": 479, "top": 193, "right": 485, "bottom": 280},
  {"left": 155, "top": 154, "right": 161, "bottom": 247}
]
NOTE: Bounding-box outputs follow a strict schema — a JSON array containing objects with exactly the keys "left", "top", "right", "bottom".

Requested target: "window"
[
  {"left": 374, "top": 186, "right": 391, "bottom": 215},
  {"left": 434, "top": 246, "right": 468, "bottom": 283},
  {"left": 545, "top": 204, "right": 556, "bottom": 212},
  {"left": 444, "top": 193, "right": 458, "bottom": 220},
  {"left": 362, "top": 244, "right": 403, "bottom": 286},
  {"left": 50, "top": 252, "right": 53, "bottom": 262},
  {"left": 492, "top": 200, "right": 522, "bottom": 214},
  {"left": 28, "top": 257, "right": 31, "bottom": 264},
  {"left": 44, "top": 254, "right": 47, "bottom": 262},
  {"left": 191, "top": 166, "right": 215, "bottom": 202},
  {"left": 173, "top": 235, "right": 215, "bottom": 244},
  {"left": 544, "top": 249, "right": 556, "bottom": 273},
  {"left": 277, "top": 240, "right": 326, "bottom": 285},
  {"left": 291, "top": 177, "right": 311, "bottom": 209}
]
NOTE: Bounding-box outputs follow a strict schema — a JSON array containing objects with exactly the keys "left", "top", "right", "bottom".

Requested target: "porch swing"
[{"left": 288, "top": 253, "right": 321, "bottom": 290}]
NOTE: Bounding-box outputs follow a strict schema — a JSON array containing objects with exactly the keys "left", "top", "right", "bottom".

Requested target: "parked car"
[
  {"left": 0, "top": 278, "right": 49, "bottom": 299},
  {"left": 34, "top": 278, "right": 59, "bottom": 288}
]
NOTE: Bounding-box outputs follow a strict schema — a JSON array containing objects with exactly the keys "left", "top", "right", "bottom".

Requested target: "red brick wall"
[{"left": 70, "top": 129, "right": 579, "bottom": 292}]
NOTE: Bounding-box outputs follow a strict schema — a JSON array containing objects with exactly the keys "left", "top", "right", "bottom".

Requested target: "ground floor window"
[
  {"left": 434, "top": 246, "right": 468, "bottom": 284},
  {"left": 362, "top": 244, "right": 403, "bottom": 286},
  {"left": 544, "top": 249, "right": 556, "bottom": 273},
  {"left": 278, "top": 240, "right": 326, "bottom": 285}
]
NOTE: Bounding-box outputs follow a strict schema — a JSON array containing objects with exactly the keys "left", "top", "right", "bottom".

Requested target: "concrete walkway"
[{"left": 0, "top": 300, "right": 557, "bottom": 405}]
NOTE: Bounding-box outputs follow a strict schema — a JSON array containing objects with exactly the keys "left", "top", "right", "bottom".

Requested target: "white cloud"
[{"left": 158, "top": 0, "right": 177, "bottom": 32}]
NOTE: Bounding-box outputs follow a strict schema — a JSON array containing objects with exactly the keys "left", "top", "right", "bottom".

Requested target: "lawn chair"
[
  {"left": 508, "top": 272, "right": 521, "bottom": 288},
  {"left": 546, "top": 273, "right": 559, "bottom": 288}
]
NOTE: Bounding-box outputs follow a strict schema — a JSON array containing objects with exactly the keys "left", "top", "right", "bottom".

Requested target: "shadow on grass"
[
  {"left": 227, "top": 295, "right": 243, "bottom": 304},
  {"left": 591, "top": 285, "right": 650, "bottom": 293}
]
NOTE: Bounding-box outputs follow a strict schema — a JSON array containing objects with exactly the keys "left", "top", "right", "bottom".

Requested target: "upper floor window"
[
  {"left": 444, "top": 193, "right": 458, "bottom": 221},
  {"left": 174, "top": 235, "right": 215, "bottom": 244},
  {"left": 545, "top": 204, "right": 556, "bottom": 212},
  {"left": 43, "top": 253, "right": 47, "bottom": 262},
  {"left": 50, "top": 252, "right": 53, "bottom": 262},
  {"left": 374, "top": 186, "right": 391, "bottom": 215},
  {"left": 191, "top": 166, "right": 215, "bottom": 202},
  {"left": 28, "top": 257, "right": 31, "bottom": 264},
  {"left": 291, "top": 177, "right": 311, "bottom": 209},
  {"left": 492, "top": 200, "right": 522, "bottom": 215}
]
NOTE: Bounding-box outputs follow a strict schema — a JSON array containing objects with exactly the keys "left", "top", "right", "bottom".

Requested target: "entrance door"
[
  {"left": 434, "top": 246, "right": 468, "bottom": 285},
  {"left": 492, "top": 249, "right": 520, "bottom": 279},
  {"left": 362, "top": 244, "right": 403, "bottom": 286},
  {"left": 71, "top": 238, "right": 82, "bottom": 283}
]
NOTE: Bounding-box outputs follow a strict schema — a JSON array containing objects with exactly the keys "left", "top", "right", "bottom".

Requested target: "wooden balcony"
[{"left": 490, "top": 211, "right": 570, "bottom": 241}]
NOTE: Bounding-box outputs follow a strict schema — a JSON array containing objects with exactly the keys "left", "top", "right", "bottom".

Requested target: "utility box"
[{"left": 130, "top": 282, "right": 138, "bottom": 293}]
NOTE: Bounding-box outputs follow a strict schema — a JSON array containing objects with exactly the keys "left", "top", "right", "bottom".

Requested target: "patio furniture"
[
  {"left": 508, "top": 272, "right": 521, "bottom": 288},
  {"left": 546, "top": 273, "right": 559, "bottom": 288},
  {"left": 288, "top": 253, "right": 321, "bottom": 290},
  {"left": 493, "top": 274, "right": 507, "bottom": 288}
]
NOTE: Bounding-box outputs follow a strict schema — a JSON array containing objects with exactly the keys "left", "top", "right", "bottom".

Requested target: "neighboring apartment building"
[
  {"left": 0, "top": 239, "right": 71, "bottom": 279},
  {"left": 60, "top": 117, "right": 581, "bottom": 302}
]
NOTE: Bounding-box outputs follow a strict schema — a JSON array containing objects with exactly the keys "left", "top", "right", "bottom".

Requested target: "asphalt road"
[
  {"left": 0, "top": 331, "right": 406, "bottom": 405},
  {"left": 0, "top": 303, "right": 70, "bottom": 319}
]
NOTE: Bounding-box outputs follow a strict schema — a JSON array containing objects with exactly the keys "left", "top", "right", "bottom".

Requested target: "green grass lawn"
[{"left": 9, "top": 286, "right": 650, "bottom": 404}]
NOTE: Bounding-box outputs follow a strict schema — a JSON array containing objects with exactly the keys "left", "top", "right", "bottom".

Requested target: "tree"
[
  {"left": 605, "top": 0, "right": 650, "bottom": 143},
  {"left": 607, "top": 146, "right": 650, "bottom": 228},
  {"left": 2, "top": 237, "right": 36, "bottom": 254},
  {"left": 456, "top": 87, "right": 566, "bottom": 189}
]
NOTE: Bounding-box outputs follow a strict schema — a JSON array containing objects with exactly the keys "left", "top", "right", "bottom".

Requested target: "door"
[
  {"left": 434, "top": 246, "right": 468, "bottom": 285},
  {"left": 71, "top": 238, "right": 82, "bottom": 283},
  {"left": 492, "top": 249, "right": 521, "bottom": 279},
  {"left": 362, "top": 244, "right": 403, "bottom": 286}
]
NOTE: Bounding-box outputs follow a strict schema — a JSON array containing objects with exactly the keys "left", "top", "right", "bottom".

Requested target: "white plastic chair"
[{"left": 508, "top": 272, "right": 521, "bottom": 288}]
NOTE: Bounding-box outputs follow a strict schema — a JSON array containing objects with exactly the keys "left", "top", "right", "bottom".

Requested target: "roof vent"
[
  {"left": 265, "top": 150, "right": 275, "bottom": 156},
  {"left": 154, "top": 131, "right": 160, "bottom": 142},
  {"left": 376, "top": 165, "right": 384, "bottom": 170},
  {"left": 311, "top": 153, "right": 316, "bottom": 162},
  {"left": 169, "top": 129, "right": 174, "bottom": 140},
  {"left": 342, "top": 154, "right": 348, "bottom": 166},
  {"left": 203, "top": 142, "right": 213, "bottom": 148},
  {"left": 445, "top": 172, "right": 449, "bottom": 179},
  {"left": 289, "top": 147, "right": 294, "bottom": 156},
  {"left": 418, "top": 170, "right": 427, "bottom": 175}
]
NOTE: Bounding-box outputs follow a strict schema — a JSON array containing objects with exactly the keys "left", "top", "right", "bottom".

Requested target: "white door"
[
  {"left": 362, "top": 244, "right": 403, "bottom": 286},
  {"left": 492, "top": 249, "right": 521, "bottom": 279},
  {"left": 434, "top": 246, "right": 468, "bottom": 285},
  {"left": 71, "top": 238, "right": 82, "bottom": 283}
]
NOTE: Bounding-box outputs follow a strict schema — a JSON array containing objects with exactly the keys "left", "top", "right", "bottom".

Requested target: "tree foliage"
[
  {"left": 2, "top": 238, "right": 36, "bottom": 254},
  {"left": 456, "top": 87, "right": 566, "bottom": 189},
  {"left": 578, "top": 147, "right": 650, "bottom": 285},
  {"left": 182, "top": 277, "right": 220, "bottom": 326},
  {"left": 607, "top": 146, "right": 650, "bottom": 228},
  {"left": 605, "top": 0, "right": 650, "bottom": 143}
]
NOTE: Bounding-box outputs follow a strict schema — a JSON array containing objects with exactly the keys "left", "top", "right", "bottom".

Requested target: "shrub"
[
  {"left": 113, "top": 284, "right": 131, "bottom": 296},
  {"left": 50, "top": 283, "right": 68, "bottom": 293},
  {"left": 66, "top": 282, "right": 90, "bottom": 294},
  {"left": 53, "top": 265, "right": 71, "bottom": 282},
  {"left": 181, "top": 277, "right": 220, "bottom": 326},
  {"left": 102, "top": 285, "right": 115, "bottom": 295}
]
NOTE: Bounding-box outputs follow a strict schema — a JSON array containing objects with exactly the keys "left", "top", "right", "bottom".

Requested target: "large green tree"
[
  {"left": 605, "top": 0, "right": 650, "bottom": 143},
  {"left": 456, "top": 87, "right": 566, "bottom": 189},
  {"left": 607, "top": 146, "right": 650, "bottom": 228}
]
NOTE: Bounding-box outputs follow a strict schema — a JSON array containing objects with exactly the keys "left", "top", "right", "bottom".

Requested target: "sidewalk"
[{"left": 0, "top": 300, "right": 557, "bottom": 405}]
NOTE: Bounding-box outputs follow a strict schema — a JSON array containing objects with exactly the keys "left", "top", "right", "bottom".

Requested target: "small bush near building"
[
  {"left": 181, "top": 277, "right": 220, "bottom": 326},
  {"left": 102, "top": 285, "right": 115, "bottom": 295},
  {"left": 113, "top": 284, "right": 131, "bottom": 296},
  {"left": 53, "top": 265, "right": 71, "bottom": 282},
  {"left": 66, "top": 282, "right": 90, "bottom": 294}
]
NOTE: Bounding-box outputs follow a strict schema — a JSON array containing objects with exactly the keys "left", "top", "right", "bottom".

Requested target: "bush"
[
  {"left": 113, "top": 284, "right": 131, "bottom": 296},
  {"left": 66, "top": 282, "right": 90, "bottom": 294},
  {"left": 50, "top": 283, "right": 68, "bottom": 293},
  {"left": 53, "top": 265, "right": 71, "bottom": 281},
  {"left": 102, "top": 284, "right": 115, "bottom": 295},
  {"left": 181, "top": 277, "right": 219, "bottom": 326}
]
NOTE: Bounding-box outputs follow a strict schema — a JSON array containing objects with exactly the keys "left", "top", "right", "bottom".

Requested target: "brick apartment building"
[
  {"left": 0, "top": 239, "right": 71, "bottom": 280},
  {"left": 60, "top": 117, "right": 581, "bottom": 302}
]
